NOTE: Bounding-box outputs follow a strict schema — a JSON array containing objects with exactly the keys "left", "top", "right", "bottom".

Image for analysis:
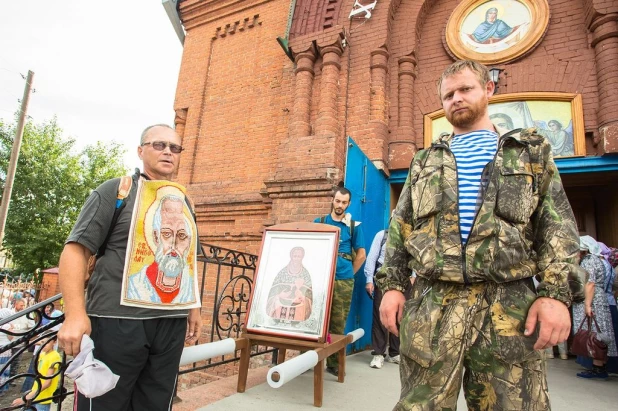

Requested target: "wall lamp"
[{"left": 489, "top": 67, "right": 504, "bottom": 94}]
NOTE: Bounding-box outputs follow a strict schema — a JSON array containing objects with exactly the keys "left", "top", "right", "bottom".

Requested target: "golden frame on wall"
[
  {"left": 445, "top": 0, "right": 550, "bottom": 65},
  {"left": 423, "top": 92, "right": 585, "bottom": 158}
]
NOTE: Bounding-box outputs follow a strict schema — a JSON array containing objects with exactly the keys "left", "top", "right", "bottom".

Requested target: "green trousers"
[
  {"left": 395, "top": 278, "right": 550, "bottom": 411},
  {"left": 326, "top": 278, "right": 354, "bottom": 368}
]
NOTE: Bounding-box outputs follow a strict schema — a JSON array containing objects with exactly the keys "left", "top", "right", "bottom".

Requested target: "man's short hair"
[
  {"left": 437, "top": 60, "right": 491, "bottom": 100},
  {"left": 140, "top": 124, "right": 175, "bottom": 145},
  {"left": 333, "top": 186, "right": 352, "bottom": 201}
]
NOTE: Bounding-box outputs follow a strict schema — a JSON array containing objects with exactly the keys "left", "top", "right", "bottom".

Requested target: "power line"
[
  {"left": 0, "top": 55, "right": 21, "bottom": 73},
  {"left": 0, "top": 67, "right": 21, "bottom": 76}
]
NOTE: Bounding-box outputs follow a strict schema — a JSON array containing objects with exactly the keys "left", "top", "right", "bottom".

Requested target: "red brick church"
[{"left": 167, "top": 0, "right": 618, "bottom": 251}]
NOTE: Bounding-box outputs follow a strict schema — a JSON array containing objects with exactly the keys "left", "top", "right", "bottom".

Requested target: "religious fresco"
[
  {"left": 445, "top": 0, "right": 549, "bottom": 64},
  {"left": 424, "top": 93, "right": 585, "bottom": 158},
  {"left": 460, "top": 1, "right": 531, "bottom": 54}
]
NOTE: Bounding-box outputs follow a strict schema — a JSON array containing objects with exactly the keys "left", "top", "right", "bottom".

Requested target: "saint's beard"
[{"left": 155, "top": 247, "right": 186, "bottom": 279}]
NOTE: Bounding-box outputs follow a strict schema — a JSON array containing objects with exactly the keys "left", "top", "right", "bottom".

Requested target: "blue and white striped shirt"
[{"left": 450, "top": 130, "right": 498, "bottom": 244}]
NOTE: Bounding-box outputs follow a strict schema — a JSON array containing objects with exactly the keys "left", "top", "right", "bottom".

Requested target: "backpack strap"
[
  {"left": 350, "top": 219, "right": 355, "bottom": 242},
  {"left": 379, "top": 229, "right": 388, "bottom": 250},
  {"left": 97, "top": 175, "right": 133, "bottom": 258},
  {"left": 320, "top": 216, "right": 326, "bottom": 223}
]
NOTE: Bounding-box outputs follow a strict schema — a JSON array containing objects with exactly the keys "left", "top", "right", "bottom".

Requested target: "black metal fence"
[
  {"left": 0, "top": 244, "right": 273, "bottom": 410},
  {"left": 178, "top": 244, "right": 276, "bottom": 377}
]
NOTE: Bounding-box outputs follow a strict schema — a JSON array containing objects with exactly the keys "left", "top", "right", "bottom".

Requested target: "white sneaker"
[
  {"left": 387, "top": 355, "right": 401, "bottom": 364},
  {"left": 370, "top": 355, "right": 384, "bottom": 369}
]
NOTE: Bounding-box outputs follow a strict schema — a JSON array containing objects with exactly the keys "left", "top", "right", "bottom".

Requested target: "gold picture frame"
[
  {"left": 423, "top": 92, "right": 585, "bottom": 158},
  {"left": 445, "top": 0, "right": 549, "bottom": 65}
]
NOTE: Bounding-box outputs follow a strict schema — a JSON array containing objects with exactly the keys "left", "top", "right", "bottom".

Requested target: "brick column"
[
  {"left": 174, "top": 108, "right": 189, "bottom": 183},
  {"left": 316, "top": 40, "right": 344, "bottom": 138},
  {"left": 388, "top": 53, "right": 418, "bottom": 169},
  {"left": 588, "top": 12, "right": 618, "bottom": 153},
  {"left": 290, "top": 47, "right": 317, "bottom": 138},
  {"left": 368, "top": 47, "right": 390, "bottom": 167},
  {"left": 398, "top": 52, "right": 417, "bottom": 140},
  {"left": 174, "top": 108, "right": 188, "bottom": 141}
]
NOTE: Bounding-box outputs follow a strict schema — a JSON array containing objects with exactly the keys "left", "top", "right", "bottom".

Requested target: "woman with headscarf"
[{"left": 572, "top": 236, "right": 618, "bottom": 379}]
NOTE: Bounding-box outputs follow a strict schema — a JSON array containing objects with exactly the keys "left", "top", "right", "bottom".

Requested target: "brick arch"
[
  {"left": 383, "top": 0, "right": 442, "bottom": 55},
  {"left": 289, "top": 0, "right": 346, "bottom": 39}
]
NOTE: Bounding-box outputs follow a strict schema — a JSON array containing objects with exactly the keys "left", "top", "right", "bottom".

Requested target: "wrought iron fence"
[
  {"left": 0, "top": 295, "right": 68, "bottom": 411},
  {"left": 178, "top": 243, "right": 276, "bottom": 376},
  {"left": 0, "top": 244, "right": 273, "bottom": 410}
]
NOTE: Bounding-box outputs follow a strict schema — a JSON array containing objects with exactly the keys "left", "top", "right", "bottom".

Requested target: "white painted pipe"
[
  {"left": 267, "top": 350, "right": 319, "bottom": 388},
  {"left": 266, "top": 328, "right": 364, "bottom": 388},
  {"left": 179, "top": 338, "right": 237, "bottom": 367},
  {"left": 347, "top": 328, "right": 364, "bottom": 343}
]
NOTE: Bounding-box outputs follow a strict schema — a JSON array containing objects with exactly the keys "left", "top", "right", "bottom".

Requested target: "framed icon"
[{"left": 245, "top": 223, "right": 339, "bottom": 342}]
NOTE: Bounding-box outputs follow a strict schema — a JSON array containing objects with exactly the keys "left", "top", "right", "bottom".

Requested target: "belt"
[{"left": 338, "top": 252, "right": 353, "bottom": 261}]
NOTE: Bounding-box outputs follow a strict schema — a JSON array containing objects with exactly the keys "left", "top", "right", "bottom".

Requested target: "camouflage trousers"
[
  {"left": 327, "top": 278, "right": 354, "bottom": 368},
  {"left": 395, "top": 277, "right": 550, "bottom": 411}
]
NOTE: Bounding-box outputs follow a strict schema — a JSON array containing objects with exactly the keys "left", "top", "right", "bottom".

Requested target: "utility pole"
[{"left": 0, "top": 70, "right": 34, "bottom": 246}]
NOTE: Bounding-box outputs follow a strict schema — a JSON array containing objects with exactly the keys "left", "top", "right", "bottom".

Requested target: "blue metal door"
[{"left": 343, "top": 137, "right": 388, "bottom": 352}]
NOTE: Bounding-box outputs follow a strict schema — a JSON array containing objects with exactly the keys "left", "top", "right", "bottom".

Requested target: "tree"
[{"left": 0, "top": 118, "right": 128, "bottom": 276}]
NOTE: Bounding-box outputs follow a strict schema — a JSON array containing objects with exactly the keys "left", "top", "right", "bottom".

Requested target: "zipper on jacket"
[
  {"left": 440, "top": 145, "right": 471, "bottom": 285},
  {"left": 441, "top": 134, "right": 516, "bottom": 285}
]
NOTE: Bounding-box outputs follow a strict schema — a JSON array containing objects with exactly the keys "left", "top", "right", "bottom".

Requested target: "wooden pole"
[{"left": 0, "top": 70, "right": 34, "bottom": 246}]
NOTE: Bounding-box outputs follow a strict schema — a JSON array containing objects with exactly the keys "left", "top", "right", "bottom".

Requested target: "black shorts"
[{"left": 74, "top": 316, "right": 187, "bottom": 411}]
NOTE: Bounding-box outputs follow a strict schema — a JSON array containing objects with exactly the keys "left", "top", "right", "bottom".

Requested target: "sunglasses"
[{"left": 141, "top": 141, "right": 184, "bottom": 154}]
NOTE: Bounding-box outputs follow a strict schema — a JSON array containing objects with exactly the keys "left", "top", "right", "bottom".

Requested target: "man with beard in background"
[
  {"left": 315, "top": 186, "right": 366, "bottom": 376},
  {"left": 127, "top": 195, "right": 195, "bottom": 304}
]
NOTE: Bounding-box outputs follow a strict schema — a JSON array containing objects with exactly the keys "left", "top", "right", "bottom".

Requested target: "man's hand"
[
  {"left": 524, "top": 297, "right": 570, "bottom": 350},
  {"left": 379, "top": 290, "right": 405, "bottom": 336},
  {"left": 58, "top": 311, "right": 91, "bottom": 357},
  {"left": 185, "top": 308, "right": 202, "bottom": 344},
  {"left": 365, "top": 283, "right": 374, "bottom": 298}
]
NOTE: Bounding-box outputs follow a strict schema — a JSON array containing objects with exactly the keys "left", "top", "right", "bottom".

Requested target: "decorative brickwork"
[{"left": 174, "top": 0, "right": 618, "bottom": 252}]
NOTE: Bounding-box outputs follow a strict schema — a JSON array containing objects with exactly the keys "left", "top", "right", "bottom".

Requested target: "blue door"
[{"left": 343, "top": 137, "right": 388, "bottom": 352}]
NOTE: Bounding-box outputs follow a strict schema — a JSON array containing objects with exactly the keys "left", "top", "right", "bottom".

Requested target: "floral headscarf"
[
  {"left": 598, "top": 242, "right": 611, "bottom": 260},
  {"left": 579, "top": 235, "right": 602, "bottom": 256}
]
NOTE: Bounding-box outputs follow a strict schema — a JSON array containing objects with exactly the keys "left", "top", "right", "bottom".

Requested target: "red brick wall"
[
  {"left": 174, "top": 0, "right": 618, "bottom": 250},
  {"left": 176, "top": 0, "right": 295, "bottom": 254},
  {"left": 39, "top": 273, "right": 60, "bottom": 303}
]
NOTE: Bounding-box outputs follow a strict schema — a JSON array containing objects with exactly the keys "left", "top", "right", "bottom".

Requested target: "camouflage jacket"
[{"left": 376, "top": 128, "right": 582, "bottom": 306}]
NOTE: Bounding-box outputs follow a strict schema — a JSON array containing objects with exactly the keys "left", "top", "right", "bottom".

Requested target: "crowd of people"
[{"left": 1, "top": 288, "right": 36, "bottom": 309}]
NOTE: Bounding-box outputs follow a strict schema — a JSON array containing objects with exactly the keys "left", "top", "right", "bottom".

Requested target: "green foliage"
[{"left": 0, "top": 118, "right": 128, "bottom": 276}]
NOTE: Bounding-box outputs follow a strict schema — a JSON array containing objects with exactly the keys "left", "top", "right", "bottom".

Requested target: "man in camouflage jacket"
[{"left": 376, "top": 60, "right": 583, "bottom": 410}]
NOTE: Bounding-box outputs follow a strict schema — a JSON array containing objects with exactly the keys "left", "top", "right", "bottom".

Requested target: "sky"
[{"left": 0, "top": 0, "right": 183, "bottom": 170}]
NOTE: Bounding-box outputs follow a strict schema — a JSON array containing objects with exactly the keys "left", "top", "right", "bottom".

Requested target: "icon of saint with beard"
[{"left": 126, "top": 194, "right": 195, "bottom": 304}]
